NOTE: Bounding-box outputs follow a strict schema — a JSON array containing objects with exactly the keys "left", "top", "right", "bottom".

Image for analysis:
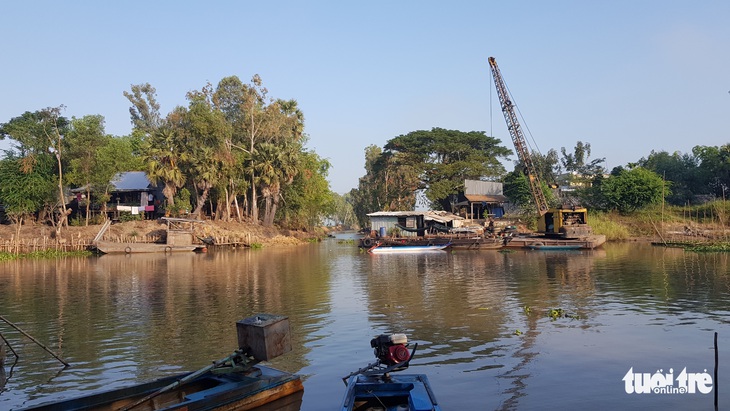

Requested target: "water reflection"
[{"left": 0, "top": 242, "right": 728, "bottom": 410}]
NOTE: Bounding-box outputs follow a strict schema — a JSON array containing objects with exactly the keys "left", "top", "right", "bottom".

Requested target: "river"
[{"left": 0, "top": 236, "right": 728, "bottom": 410}]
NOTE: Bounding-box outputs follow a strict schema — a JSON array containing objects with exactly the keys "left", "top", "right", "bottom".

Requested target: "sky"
[{"left": 2, "top": 1, "right": 729, "bottom": 194}]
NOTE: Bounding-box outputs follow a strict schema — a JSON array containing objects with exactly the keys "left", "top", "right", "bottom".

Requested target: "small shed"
[{"left": 455, "top": 180, "right": 508, "bottom": 219}]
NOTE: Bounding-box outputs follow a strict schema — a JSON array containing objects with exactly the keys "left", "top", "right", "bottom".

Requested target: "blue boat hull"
[{"left": 340, "top": 373, "right": 441, "bottom": 411}]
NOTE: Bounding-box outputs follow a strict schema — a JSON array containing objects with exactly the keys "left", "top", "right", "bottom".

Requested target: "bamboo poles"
[{"left": 0, "top": 315, "right": 69, "bottom": 367}]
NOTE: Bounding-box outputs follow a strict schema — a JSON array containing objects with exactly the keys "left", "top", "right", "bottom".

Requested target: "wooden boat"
[
  {"left": 448, "top": 236, "right": 505, "bottom": 250},
  {"left": 340, "top": 334, "right": 441, "bottom": 411},
  {"left": 527, "top": 243, "right": 582, "bottom": 250},
  {"left": 94, "top": 217, "right": 205, "bottom": 254},
  {"left": 505, "top": 234, "right": 606, "bottom": 250},
  {"left": 20, "top": 360, "right": 303, "bottom": 411},
  {"left": 94, "top": 240, "right": 201, "bottom": 254},
  {"left": 367, "top": 243, "right": 451, "bottom": 254},
  {"left": 20, "top": 315, "right": 303, "bottom": 411}
]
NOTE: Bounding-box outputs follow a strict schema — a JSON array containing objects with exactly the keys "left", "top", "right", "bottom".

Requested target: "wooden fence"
[{"left": 1, "top": 233, "right": 250, "bottom": 254}]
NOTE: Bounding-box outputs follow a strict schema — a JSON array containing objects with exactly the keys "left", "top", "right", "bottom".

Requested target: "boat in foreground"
[
  {"left": 367, "top": 243, "right": 451, "bottom": 254},
  {"left": 20, "top": 314, "right": 303, "bottom": 411},
  {"left": 340, "top": 334, "right": 441, "bottom": 411}
]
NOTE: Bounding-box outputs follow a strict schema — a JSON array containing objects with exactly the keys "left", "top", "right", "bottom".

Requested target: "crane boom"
[{"left": 488, "top": 56, "right": 549, "bottom": 216}]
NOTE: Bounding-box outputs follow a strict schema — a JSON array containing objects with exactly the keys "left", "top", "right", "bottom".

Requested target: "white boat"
[{"left": 367, "top": 243, "right": 451, "bottom": 254}]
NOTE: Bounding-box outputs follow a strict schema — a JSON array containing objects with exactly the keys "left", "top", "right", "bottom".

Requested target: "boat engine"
[{"left": 371, "top": 333, "right": 410, "bottom": 366}]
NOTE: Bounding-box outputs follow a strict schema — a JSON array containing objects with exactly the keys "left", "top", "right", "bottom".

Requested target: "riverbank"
[{"left": 0, "top": 218, "right": 325, "bottom": 253}]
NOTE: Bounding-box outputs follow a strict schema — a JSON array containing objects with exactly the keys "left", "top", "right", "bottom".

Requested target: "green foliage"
[
  {"left": 0, "top": 154, "right": 57, "bottom": 222},
  {"left": 560, "top": 141, "right": 605, "bottom": 180},
  {"left": 383, "top": 128, "right": 511, "bottom": 210},
  {"left": 279, "top": 151, "right": 335, "bottom": 229},
  {"left": 587, "top": 211, "right": 631, "bottom": 240},
  {"left": 165, "top": 187, "right": 192, "bottom": 216},
  {"left": 0, "top": 249, "right": 93, "bottom": 261},
  {"left": 328, "top": 192, "right": 358, "bottom": 228},
  {"left": 593, "top": 167, "right": 667, "bottom": 213},
  {"left": 685, "top": 243, "right": 730, "bottom": 253},
  {"left": 118, "top": 213, "right": 143, "bottom": 222}
]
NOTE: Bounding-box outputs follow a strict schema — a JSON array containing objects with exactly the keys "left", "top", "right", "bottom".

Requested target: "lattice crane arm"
[{"left": 488, "top": 56, "right": 549, "bottom": 216}]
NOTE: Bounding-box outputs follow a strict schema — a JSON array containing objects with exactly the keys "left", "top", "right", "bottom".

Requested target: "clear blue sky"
[{"left": 2, "top": 1, "right": 728, "bottom": 194}]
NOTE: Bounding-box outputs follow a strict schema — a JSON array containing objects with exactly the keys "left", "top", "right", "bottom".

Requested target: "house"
[
  {"left": 454, "top": 180, "right": 508, "bottom": 220},
  {"left": 366, "top": 211, "right": 465, "bottom": 238},
  {"left": 107, "top": 171, "right": 163, "bottom": 218},
  {"left": 71, "top": 171, "right": 163, "bottom": 220}
]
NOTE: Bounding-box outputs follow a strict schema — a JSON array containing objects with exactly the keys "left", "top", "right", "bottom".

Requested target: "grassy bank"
[
  {"left": 0, "top": 249, "right": 94, "bottom": 262},
  {"left": 589, "top": 200, "right": 730, "bottom": 246}
]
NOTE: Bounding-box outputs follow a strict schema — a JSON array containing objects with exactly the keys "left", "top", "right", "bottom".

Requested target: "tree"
[
  {"left": 694, "top": 144, "right": 730, "bottom": 200},
  {"left": 0, "top": 154, "right": 56, "bottom": 238},
  {"left": 94, "top": 136, "right": 141, "bottom": 216},
  {"left": 124, "top": 83, "right": 163, "bottom": 136},
  {"left": 178, "top": 84, "right": 232, "bottom": 218},
  {"left": 141, "top": 127, "right": 187, "bottom": 211},
  {"left": 329, "top": 192, "right": 357, "bottom": 228},
  {"left": 0, "top": 107, "right": 70, "bottom": 234},
  {"left": 280, "top": 150, "right": 334, "bottom": 229},
  {"left": 65, "top": 115, "right": 110, "bottom": 225},
  {"left": 598, "top": 167, "right": 667, "bottom": 213},
  {"left": 638, "top": 150, "right": 701, "bottom": 205},
  {"left": 560, "top": 141, "right": 606, "bottom": 185},
  {"left": 383, "top": 128, "right": 511, "bottom": 210},
  {"left": 213, "top": 75, "right": 296, "bottom": 224}
]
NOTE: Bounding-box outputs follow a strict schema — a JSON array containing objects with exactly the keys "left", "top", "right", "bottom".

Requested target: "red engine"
[{"left": 370, "top": 334, "right": 410, "bottom": 365}]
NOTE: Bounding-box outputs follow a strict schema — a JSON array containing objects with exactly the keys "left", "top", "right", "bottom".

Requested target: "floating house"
[
  {"left": 454, "top": 180, "right": 508, "bottom": 220},
  {"left": 366, "top": 211, "right": 466, "bottom": 238}
]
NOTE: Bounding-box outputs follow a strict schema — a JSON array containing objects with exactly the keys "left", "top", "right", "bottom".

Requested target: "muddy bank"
[{"left": 0, "top": 219, "right": 324, "bottom": 250}]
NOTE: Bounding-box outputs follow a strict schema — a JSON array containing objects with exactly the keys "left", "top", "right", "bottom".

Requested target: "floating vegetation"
[
  {"left": 249, "top": 242, "right": 263, "bottom": 249},
  {"left": 548, "top": 308, "right": 580, "bottom": 321},
  {"left": 337, "top": 239, "right": 357, "bottom": 245},
  {"left": 514, "top": 329, "right": 523, "bottom": 336},
  {"left": 523, "top": 305, "right": 532, "bottom": 315},
  {"left": 0, "top": 250, "right": 93, "bottom": 262},
  {"left": 685, "top": 243, "right": 730, "bottom": 253}
]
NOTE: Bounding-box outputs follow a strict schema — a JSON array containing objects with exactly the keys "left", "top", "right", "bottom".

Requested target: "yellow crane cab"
[{"left": 538, "top": 206, "right": 592, "bottom": 238}]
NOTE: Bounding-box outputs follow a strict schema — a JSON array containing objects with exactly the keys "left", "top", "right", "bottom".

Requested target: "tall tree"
[
  {"left": 560, "top": 141, "right": 606, "bottom": 185},
  {"left": 178, "top": 84, "right": 232, "bottom": 218},
  {"left": 383, "top": 128, "right": 511, "bottom": 210},
  {"left": 694, "top": 144, "right": 730, "bottom": 200},
  {"left": 638, "top": 150, "right": 701, "bottom": 205},
  {"left": 94, "top": 136, "right": 141, "bottom": 216},
  {"left": 65, "top": 115, "right": 110, "bottom": 225},
  {"left": 280, "top": 150, "right": 334, "bottom": 229},
  {"left": 124, "top": 83, "right": 163, "bottom": 136},
  {"left": 141, "top": 126, "right": 187, "bottom": 211},
  {"left": 0, "top": 106, "right": 70, "bottom": 234},
  {"left": 0, "top": 154, "right": 56, "bottom": 237}
]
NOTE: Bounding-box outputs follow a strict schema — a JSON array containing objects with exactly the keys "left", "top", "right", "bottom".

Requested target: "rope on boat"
[{"left": 117, "top": 350, "right": 254, "bottom": 411}]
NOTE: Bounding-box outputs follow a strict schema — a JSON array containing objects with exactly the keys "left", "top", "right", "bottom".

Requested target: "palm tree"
[{"left": 142, "top": 127, "right": 187, "bottom": 211}]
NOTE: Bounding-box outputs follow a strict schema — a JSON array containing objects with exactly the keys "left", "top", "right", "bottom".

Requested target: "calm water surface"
[{"left": 0, "top": 237, "right": 728, "bottom": 410}]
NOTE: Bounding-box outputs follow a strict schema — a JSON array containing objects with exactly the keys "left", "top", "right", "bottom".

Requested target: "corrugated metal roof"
[
  {"left": 465, "top": 180, "right": 503, "bottom": 195},
  {"left": 366, "top": 211, "right": 464, "bottom": 223},
  {"left": 464, "top": 194, "right": 509, "bottom": 203},
  {"left": 112, "top": 171, "right": 154, "bottom": 191}
]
